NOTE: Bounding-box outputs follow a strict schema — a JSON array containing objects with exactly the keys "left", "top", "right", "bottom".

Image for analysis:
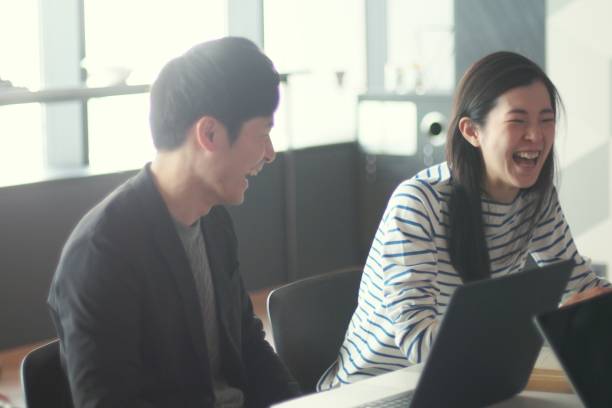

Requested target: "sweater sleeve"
[
  {"left": 529, "top": 189, "right": 610, "bottom": 300},
  {"left": 380, "top": 182, "right": 442, "bottom": 365}
]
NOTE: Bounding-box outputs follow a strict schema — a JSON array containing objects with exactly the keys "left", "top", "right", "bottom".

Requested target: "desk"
[{"left": 274, "top": 348, "right": 582, "bottom": 408}]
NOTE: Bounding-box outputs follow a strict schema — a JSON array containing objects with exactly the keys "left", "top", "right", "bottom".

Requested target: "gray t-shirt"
[{"left": 174, "top": 218, "right": 244, "bottom": 408}]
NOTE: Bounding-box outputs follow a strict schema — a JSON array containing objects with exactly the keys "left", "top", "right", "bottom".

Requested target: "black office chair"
[
  {"left": 267, "top": 266, "right": 363, "bottom": 393},
  {"left": 21, "top": 339, "right": 73, "bottom": 408}
]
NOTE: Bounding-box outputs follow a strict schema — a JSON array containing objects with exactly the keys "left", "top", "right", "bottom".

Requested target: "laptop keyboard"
[{"left": 354, "top": 390, "right": 414, "bottom": 407}]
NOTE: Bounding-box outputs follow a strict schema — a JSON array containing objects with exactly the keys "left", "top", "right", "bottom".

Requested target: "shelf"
[
  {"left": 0, "top": 71, "right": 311, "bottom": 106},
  {"left": 0, "top": 84, "right": 150, "bottom": 106},
  {"left": 0, "top": 71, "right": 314, "bottom": 106}
]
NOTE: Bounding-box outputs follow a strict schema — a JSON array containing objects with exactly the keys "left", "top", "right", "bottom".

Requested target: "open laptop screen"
[{"left": 535, "top": 291, "right": 612, "bottom": 407}]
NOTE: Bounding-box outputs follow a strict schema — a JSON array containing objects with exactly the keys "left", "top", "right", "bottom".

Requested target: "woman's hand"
[{"left": 562, "top": 286, "right": 612, "bottom": 307}]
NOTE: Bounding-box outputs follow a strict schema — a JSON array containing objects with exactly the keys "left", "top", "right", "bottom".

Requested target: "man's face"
[{"left": 208, "top": 116, "right": 276, "bottom": 205}]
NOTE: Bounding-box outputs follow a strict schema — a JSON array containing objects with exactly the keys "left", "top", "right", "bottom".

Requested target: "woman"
[{"left": 317, "top": 51, "right": 611, "bottom": 390}]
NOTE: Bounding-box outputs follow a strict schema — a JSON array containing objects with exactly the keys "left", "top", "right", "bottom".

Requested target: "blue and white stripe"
[{"left": 317, "top": 162, "right": 609, "bottom": 390}]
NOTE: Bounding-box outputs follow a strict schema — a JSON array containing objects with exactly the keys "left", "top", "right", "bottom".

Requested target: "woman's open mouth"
[{"left": 512, "top": 151, "right": 540, "bottom": 166}]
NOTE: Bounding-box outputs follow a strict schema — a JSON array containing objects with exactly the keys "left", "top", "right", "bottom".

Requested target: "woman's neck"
[{"left": 483, "top": 179, "right": 519, "bottom": 204}]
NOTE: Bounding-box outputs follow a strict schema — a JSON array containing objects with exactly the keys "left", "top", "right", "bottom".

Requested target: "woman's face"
[{"left": 462, "top": 80, "right": 556, "bottom": 203}]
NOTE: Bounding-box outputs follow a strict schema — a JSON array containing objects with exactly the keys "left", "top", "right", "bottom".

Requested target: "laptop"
[
  {"left": 534, "top": 290, "right": 612, "bottom": 408},
  {"left": 356, "top": 259, "right": 573, "bottom": 408}
]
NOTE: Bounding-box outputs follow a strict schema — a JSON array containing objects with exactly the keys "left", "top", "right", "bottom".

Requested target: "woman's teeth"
[
  {"left": 515, "top": 151, "right": 539, "bottom": 159},
  {"left": 513, "top": 151, "right": 539, "bottom": 165}
]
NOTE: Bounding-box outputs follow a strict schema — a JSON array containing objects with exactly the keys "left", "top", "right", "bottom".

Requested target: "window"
[
  {"left": 83, "top": 0, "right": 228, "bottom": 170},
  {"left": 264, "top": 0, "right": 366, "bottom": 150},
  {"left": 0, "top": 0, "right": 44, "bottom": 185},
  {"left": 87, "top": 94, "right": 153, "bottom": 171}
]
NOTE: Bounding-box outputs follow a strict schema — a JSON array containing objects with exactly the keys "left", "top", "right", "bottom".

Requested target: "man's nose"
[{"left": 264, "top": 136, "right": 276, "bottom": 163}]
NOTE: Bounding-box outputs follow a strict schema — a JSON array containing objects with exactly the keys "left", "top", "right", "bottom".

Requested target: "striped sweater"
[{"left": 317, "top": 162, "right": 609, "bottom": 390}]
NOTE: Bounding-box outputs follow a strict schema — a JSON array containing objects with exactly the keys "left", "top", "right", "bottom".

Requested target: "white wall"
[{"left": 547, "top": 0, "right": 612, "bottom": 274}]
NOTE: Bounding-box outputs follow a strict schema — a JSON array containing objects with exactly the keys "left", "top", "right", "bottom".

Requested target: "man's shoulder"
[
  {"left": 50, "top": 168, "right": 162, "bottom": 294},
  {"left": 78, "top": 171, "right": 149, "bottom": 231},
  {"left": 62, "top": 167, "right": 163, "bottom": 257}
]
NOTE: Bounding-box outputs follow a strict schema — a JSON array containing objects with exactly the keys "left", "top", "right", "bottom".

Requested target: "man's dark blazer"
[{"left": 48, "top": 165, "right": 299, "bottom": 408}]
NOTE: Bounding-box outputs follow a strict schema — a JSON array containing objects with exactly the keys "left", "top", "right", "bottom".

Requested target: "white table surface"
[{"left": 274, "top": 348, "right": 582, "bottom": 408}]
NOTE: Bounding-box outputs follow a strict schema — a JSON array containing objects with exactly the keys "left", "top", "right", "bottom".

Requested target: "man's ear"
[
  {"left": 194, "top": 116, "right": 217, "bottom": 151},
  {"left": 458, "top": 117, "right": 481, "bottom": 148}
]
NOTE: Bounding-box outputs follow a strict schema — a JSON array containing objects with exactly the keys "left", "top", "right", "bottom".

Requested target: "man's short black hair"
[{"left": 149, "top": 37, "right": 280, "bottom": 150}]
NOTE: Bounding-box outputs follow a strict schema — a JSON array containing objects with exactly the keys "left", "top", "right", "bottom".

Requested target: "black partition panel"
[
  {"left": 357, "top": 153, "right": 426, "bottom": 258},
  {"left": 292, "top": 143, "right": 361, "bottom": 280},
  {"left": 0, "top": 171, "right": 136, "bottom": 350},
  {"left": 230, "top": 142, "right": 362, "bottom": 289},
  {"left": 226, "top": 156, "right": 288, "bottom": 291}
]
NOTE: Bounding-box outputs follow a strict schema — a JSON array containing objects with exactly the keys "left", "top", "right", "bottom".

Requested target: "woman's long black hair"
[{"left": 446, "top": 51, "right": 562, "bottom": 283}]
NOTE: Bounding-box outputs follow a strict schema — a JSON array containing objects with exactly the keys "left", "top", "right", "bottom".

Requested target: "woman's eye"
[{"left": 508, "top": 119, "right": 525, "bottom": 124}]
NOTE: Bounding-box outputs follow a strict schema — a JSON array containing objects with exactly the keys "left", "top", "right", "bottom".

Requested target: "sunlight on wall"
[{"left": 547, "top": 0, "right": 612, "bottom": 275}]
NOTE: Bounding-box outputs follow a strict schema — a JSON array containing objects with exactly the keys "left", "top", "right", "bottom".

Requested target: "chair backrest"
[
  {"left": 267, "top": 266, "right": 362, "bottom": 393},
  {"left": 21, "top": 339, "right": 73, "bottom": 408}
]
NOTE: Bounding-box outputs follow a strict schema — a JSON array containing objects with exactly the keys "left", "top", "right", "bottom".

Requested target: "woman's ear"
[
  {"left": 458, "top": 117, "right": 481, "bottom": 148},
  {"left": 194, "top": 116, "right": 217, "bottom": 151}
]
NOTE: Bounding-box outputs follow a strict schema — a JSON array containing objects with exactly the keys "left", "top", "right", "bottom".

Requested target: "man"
[{"left": 48, "top": 37, "right": 300, "bottom": 408}]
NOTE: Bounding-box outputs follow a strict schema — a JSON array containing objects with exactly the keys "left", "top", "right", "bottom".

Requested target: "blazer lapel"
[
  {"left": 201, "top": 210, "right": 241, "bottom": 360},
  {"left": 135, "top": 166, "right": 211, "bottom": 370},
  {"left": 153, "top": 223, "right": 211, "bottom": 358}
]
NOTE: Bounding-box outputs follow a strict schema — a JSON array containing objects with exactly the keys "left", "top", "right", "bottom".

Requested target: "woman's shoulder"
[
  {"left": 396, "top": 162, "right": 451, "bottom": 195},
  {"left": 390, "top": 162, "right": 452, "bottom": 208}
]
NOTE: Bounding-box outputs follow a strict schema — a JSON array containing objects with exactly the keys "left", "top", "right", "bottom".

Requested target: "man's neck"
[{"left": 150, "top": 152, "right": 214, "bottom": 226}]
